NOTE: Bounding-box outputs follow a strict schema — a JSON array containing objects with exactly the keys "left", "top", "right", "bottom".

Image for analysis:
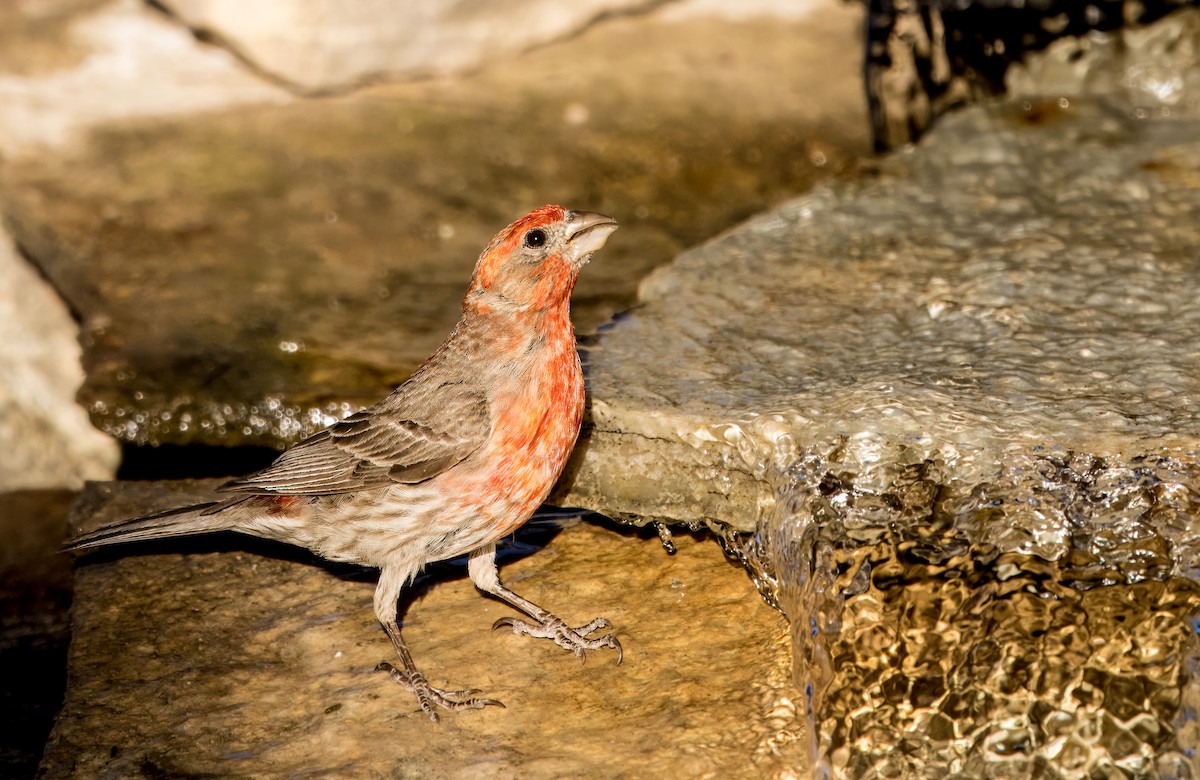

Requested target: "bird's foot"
[
  {"left": 376, "top": 661, "right": 504, "bottom": 722},
  {"left": 493, "top": 614, "right": 623, "bottom": 663}
]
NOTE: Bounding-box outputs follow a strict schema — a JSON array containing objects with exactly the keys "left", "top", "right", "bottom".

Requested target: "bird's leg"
[
  {"left": 373, "top": 564, "right": 503, "bottom": 721},
  {"left": 469, "top": 544, "right": 622, "bottom": 663}
]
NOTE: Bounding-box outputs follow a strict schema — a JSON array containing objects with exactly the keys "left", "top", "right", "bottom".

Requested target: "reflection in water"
[{"left": 745, "top": 433, "right": 1200, "bottom": 778}]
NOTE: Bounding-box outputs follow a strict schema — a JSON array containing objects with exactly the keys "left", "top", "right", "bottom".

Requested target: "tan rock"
[
  {"left": 0, "top": 226, "right": 117, "bottom": 490},
  {"left": 158, "top": 0, "right": 664, "bottom": 92},
  {"left": 0, "top": 0, "right": 289, "bottom": 158},
  {"left": 44, "top": 480, "right": 802, "bottom": 778},
  {"left": 563, "top": 96, "right": 1200, "bottom": 532}
]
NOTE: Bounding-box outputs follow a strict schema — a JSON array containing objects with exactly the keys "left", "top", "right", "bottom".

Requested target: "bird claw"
[
  {"left": 376, "top": 661, "right": 505, "bottom": 721},
  {"left": 493, "top": 615, "right": 623, "bottom": 664}
]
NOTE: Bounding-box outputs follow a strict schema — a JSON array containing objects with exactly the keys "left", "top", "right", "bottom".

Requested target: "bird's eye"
[{"left": 524, "top": 229, "right": 547, "bottom": 248}]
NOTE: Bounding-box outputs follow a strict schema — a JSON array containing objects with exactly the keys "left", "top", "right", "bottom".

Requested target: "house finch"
[{"left": 70, "top": 205, "right": 621, "bottom": 721}]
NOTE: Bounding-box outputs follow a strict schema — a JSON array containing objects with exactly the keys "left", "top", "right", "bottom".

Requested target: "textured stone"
[
  {"left": 44, "top": 481, "right": 800, "bottom": 778},
  {"left": 158, "top": 0, "right": 663, "bottom": 93},
  {"left": 0, "top": 0, "right": 282, "bottom": 488},
  {"left": 1007, "top": 6, "right": 1200, "bottom": 116},
  {"left": 562, "top": 95, "right": 1200, "bottom": 531}
]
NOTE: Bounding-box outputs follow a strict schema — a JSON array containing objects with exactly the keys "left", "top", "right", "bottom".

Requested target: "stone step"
[{"left": 46, "top": 480, "right": 796, "bottom": 777}]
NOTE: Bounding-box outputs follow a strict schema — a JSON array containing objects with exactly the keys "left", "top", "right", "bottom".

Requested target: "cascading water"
[{"left": 729, "top": 419, "right": 1200, "bottom": 778}]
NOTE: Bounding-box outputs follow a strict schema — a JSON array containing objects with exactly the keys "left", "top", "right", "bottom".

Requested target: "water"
[{"left": 754, "top": 439, "right": 1200, "bottom": 778}]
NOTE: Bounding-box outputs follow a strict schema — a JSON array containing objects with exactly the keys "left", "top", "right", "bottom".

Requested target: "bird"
[{"left": 69, "top": 205, "right": 621, "bottom": 721}]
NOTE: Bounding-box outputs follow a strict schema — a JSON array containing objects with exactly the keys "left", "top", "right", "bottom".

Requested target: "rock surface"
[
  {"left": 0, "top": 3, "right": 859, "bottom": 777},
  {"left": 20, "top": 1, "right": 1200, "bottom": 776},
  {"left": 0, "top": 0, "right": 288, "bottom": 487},
  {"left": 563, "top": 93, "right": 1200, "bottom": 532},
  {"left": 0, "top": 227, "right": 117, "bottom": 491},
  {"left": 0, "top": 490, "right": 75, "bottom": 778},
  {"left": 43, "top": 481, "right": 799, "bottom": 778},
  {"left": 1007, "top": 6, "right": 1200, "bottom": 116},
  {"left": 158, "top": 0, "right": 663, "bottom": 93},
  {"left": 1, "top": 1, "right": 866, "bottom": 449},
  {"left": 0, "top": 0, "right": 289, "bottom": 158}
]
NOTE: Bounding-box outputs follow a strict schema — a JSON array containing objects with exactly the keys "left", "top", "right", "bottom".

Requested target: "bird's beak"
[{"left": 564, "top": 211, "right": 618, "bottom": 266}]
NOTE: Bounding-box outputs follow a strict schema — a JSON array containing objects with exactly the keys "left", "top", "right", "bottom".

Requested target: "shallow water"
[{"left": 760, "top": 442, "right": 1200, "bottom": 778}]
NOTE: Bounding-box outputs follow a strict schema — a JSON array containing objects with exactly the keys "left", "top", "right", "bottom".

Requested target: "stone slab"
[
  {"left": 562, "top": 93, "right": 1200, "bottom": 531},
  {"left": 42, "top": 481, "right": 801, "bottom": 778}
]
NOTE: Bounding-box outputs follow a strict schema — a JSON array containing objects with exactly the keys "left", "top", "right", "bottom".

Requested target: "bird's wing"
[{"left": 220, "top": 382, "right": 491, "bottom": 496}]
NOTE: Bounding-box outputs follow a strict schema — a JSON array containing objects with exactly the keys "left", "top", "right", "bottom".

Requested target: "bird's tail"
[{"left": 66, "top": 497, "right": 251, "bottom": 551}]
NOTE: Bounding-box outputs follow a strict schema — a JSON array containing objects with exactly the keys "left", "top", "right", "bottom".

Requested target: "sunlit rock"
[
  {"left": 44, "top": 481, "right": 797, "bottom": 777},
  {"left": 567, "top": 92, "right": 1200, "bottom": 529},
  {"left": 157, "top": 0, "right": 664, "bottom": 93},
  {"left": 0, "top": 227, "right": 117, "bottom": 490},
  {"left": 1007, "top": 6, "right": 1200, "bottom": 116},
  {"left": 0, "top": 0, "right": 289, "bottom": 158}
]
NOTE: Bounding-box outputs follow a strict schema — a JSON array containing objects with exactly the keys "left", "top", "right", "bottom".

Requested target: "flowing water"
[{"left": 743, "top": 432, "right": 1200, "bottom": 778}]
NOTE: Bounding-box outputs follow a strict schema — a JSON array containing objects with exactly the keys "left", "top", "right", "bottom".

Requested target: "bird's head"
[{"left": 466, "top": 205, "right": 618, "bottom": 315}]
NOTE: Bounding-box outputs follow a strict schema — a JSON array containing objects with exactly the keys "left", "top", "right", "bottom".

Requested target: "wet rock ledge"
[
  {"left": 0, "top": 1, "right": 865, "bottom": 450},
  {"left": 562, "top": 93, "right": 1200, "bottom": 534}
]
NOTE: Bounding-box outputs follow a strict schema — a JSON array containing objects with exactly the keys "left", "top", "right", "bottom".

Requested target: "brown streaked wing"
[{"left": 219, "top": 383, "right": 490, "bottom": 496}]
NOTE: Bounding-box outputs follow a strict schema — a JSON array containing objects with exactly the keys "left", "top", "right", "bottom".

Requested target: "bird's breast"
[
  {"left": 472, "top": 336, "right": 584, "bottom": 535},
  {"left": 494, "top": 343, "right": 584, "bottom": 459}
]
